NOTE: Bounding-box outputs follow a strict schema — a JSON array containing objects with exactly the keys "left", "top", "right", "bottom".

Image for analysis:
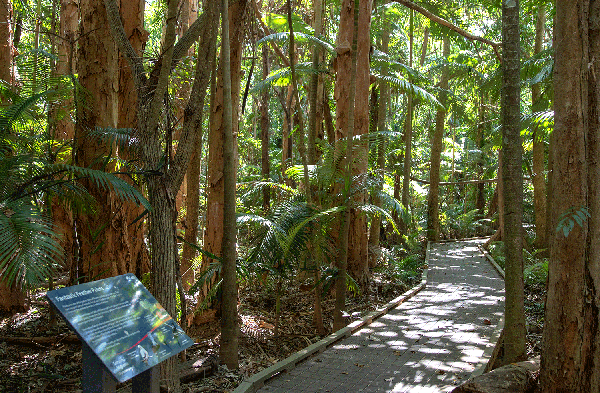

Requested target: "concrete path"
[{"left": 256, "top": 239, "right": 505, "bottom": 393}]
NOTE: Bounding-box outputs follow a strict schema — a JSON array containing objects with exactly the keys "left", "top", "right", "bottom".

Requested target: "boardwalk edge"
[
  {"left": 472, "top": 244, "right": 506, "bottom": 377},
  {"left": 232, "top": 243, "right": 432, "bottom": 393}
]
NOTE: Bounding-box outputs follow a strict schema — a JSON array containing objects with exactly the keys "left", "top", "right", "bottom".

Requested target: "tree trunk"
[
  {"left": 260, "top": 44, "right": 270, "bottom": 213},
  {"left": 531, "top": 4, "right": 547, "bottom": 250},
  {"left": 75, "top": 0, "right": 121, "bottom": 282},
  {"left": 501, "top": 0, "right": 526, "bottom": 364},
  {"left": 475, "top": 93, "right": 486, "bottom": 219},
  {"left": 401, "top": 9, "right": 414, "bottom": 234},
  {"left": 118, "top": 0, "right": 150, "bottom": 279},
  {"left": 203, "top": 0, "right": 247, "bottom": 304},
  {"left": 333, "top": 0, "right": 371, "bottom": 287},
  {"left": 426, "top": 36, "right": 449, "bottom": 241},
  {"left": 540, "top": 0, "right": 600, "bottom": 391},
  {"left": 219, "top": 0, "right": 238, "bottom": 369},
  {"left": 281, "top": 85, "right": 294, "bottom": 186},
  {"left": 0, "top": 0, "right": 23, "bottom": 315},
  {"left": 308, "top": 0, "right": 323, "bottom": 164},
  {"left": 0, "top": 0, "right": 13, "bottom": 85},
  {"left": 333, "top": 0, "right": 360, "bottom": 332},
  {"left": 368, "top": 26, "right": 389, "bottom": 266}
]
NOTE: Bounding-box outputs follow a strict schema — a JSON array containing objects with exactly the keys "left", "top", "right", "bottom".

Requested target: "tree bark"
[
  {"left": 475, "top": 92, "right": 487, "bottom": 218},
  {"left": 75, "top": 0, "right": 121, "bottom": 282},
  {"left": 401, "top": 9, "right": 414, "bottom": 235},
  {"left": 203, "top": 0, "right": 247, "bottom": 307},
  {"left": 501, "top": 0, "right": 526, "bottom": 364},
  {"left": 118, "top": 0, "right": 150, "bottom": 279},
  {"left": 540, "top": 0, "right": 600, "bottom": 391},
  {"left": 426, "top": 36, "right": 449, "bottom": 241},
  {"left": 531, "top": 5, "right": 547, "bottom": 250},
  {"left": 0, "top": 0, "right": 24, "bottom": 315},
  {"left": 368, "top": 26, "right": 389, "bottom": 266},
  {"left": 333, "top": 0, "right": 360, "bottom": 332},
  {"left": 105, "top": 0, "right": 219, "bottom": 387},
  {"left": 260, "top": 44, "right": 270, "bottom": 213},
  {"left": 334, "top": 0, "right": 372, "bottom": 286},
  {"left": 392, "top": 0, "right": 501, "bottom": 60},
  {"left": 219, "top": 0, "right": 239, "bottom": 369}
]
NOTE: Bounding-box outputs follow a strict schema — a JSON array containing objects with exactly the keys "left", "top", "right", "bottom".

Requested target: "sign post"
[{"left": 47, "top": 273, "right": 194, "bottom": 392}]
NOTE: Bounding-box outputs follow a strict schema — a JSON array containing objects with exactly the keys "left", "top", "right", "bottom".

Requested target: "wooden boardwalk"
[{"left": 255, "top": 239, "right": 504, "bottom": 393}]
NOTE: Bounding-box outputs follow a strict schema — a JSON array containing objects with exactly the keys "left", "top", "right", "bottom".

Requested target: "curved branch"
[
  {"left": 173, "top": 10, "right": 210, "bottom": 64},
  {"left": 104, "top": 0, "right": 146, "bottom": 88},
  {"left": 392, "top": 0, "right": 501, "bottom": 61},
  {"left": 252, "top": 0, "right": 291, "bottom": 67}
]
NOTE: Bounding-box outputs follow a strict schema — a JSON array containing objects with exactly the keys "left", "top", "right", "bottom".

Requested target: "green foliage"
[
  {"left": 556, "top": 206, "right": 590, "bottom": 237},
  {"left": 0, "top": 87, "right": 150, "bottom": 290},
  {"left": 263, "top": 12, "right": 314, "bottom": 35},
  {"left": 524, "top": 259, "right": 548, "bottom": 288}
]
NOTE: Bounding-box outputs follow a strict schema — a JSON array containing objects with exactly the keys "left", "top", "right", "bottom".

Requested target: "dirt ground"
[
  {"left": 0, "top": 270, "right": 415, "bottom": 393},
  {"left": 0, "top": 260, "right": 546, "bottom": 393}
]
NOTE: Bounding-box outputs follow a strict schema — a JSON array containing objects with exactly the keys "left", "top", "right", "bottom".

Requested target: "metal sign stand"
[{"left": 82, "top": 340, "right": 160, "bottom": 393}]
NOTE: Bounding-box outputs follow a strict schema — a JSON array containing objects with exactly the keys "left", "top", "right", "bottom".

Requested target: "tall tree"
[
  {"left": 219, "top": 0, "right": 238, "bottom": 369},
  {"left": 334, "top": 0, "right": 372, "bottom": 286},
  {"left": 0, "top": 0, "right": 22, "bottom": 315},
  {"left": 106, "top": 0, "right": 219, "bottom": 387},
  {"left": 117, "top": 0, "right": 150, "bottom": 278},
  {"left": 368, "top": 24, "right": 390, "bottom": 264},
  {"left": 401, "top": 9, "right": 414, "bottom": 234},
  {"left": 426, "top": 36, "right": 449, "bottom": 241},
  {"left": 501, "top": 0, "right": 526, "bottom": 364},
  {"left": 74, "top": 0, "right": 121, "bottom": 281},
  {"left": 540, "top": 0, "right": 600, "bottom": 390},
  {"left": 260, "top": 44, "right": 270, "bottom": 212},
  {"left": 202, "top": 0, "right": 248, "bottom": 306},
  {"left": 334, "top": 0, "right": 361, "bottom": 332},
  {"left": 531, "top": 4, "right": 547, "bottom": 250}
]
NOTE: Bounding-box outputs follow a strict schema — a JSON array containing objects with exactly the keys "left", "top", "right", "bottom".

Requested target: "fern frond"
[{"left": 374, "top": 74, "right": 442, "bottom": 108}]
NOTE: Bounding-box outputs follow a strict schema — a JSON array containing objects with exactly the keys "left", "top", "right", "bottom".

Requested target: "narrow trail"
[{"left": 254, "top": 239, "right": 505, "bottom": 393}]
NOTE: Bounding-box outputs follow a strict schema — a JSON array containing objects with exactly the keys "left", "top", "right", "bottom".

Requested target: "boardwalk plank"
[{"left": 254, "top": 239, "right": 504, "bottom": 393}]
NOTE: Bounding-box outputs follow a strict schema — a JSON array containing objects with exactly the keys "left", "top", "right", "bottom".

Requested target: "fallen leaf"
[{"left": 483, "top": 319, "right": 492, "bottom": 325}]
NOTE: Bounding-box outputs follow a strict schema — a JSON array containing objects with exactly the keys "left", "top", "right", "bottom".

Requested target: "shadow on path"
[{"left": 257, "top": 239, "right": 505, "bottom": 393}]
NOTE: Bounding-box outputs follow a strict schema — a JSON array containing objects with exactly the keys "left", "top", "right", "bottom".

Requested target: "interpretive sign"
[{"left": 47, "top": 273, "right": 194, "bottom": 384}]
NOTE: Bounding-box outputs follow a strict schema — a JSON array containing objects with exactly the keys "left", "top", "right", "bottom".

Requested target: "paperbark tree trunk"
[
  {"left": 106, "top": 0, "right": 219, "bottom": 387},
  {"left": 118, "top": 0, "right": 150, "bottom": 279},
  {"left": 260, "top": 44, "right": 270, "bottom": 213},
  {"left": 203, "top": 0, "right": 248, "bottom": 304},
  {"left": 333, "top": 0, "right": 360, "bottom": 332},
  {"left": 531, "top": 4, "right": 547, "bottom": 250},
  {"left": 0, "top": 0, "right": 24, "bottom": 315},
  {"left": 540, "top": 0, "right": 600, "bottom": 391},
  {"left": 475, "top": 93, "right": 486, "bottom": 218},
  {"left": 501, "top": 0, "right": 526, "bottom": 364},
  {"left": 368, "top": 26, "right": 389, "bottom": 265},
  {"left": 334, "top": 0, "right": 371, "bottom": 287},
  {"left": 401, "top": 9, "right": 414, "bottom": 235},
  {"left": 219, "top": 0, "right": 238, "bottom": 369},
  {"left": 75, "top": 0, "right": 121, "bottom": 282},
  {"left": 426, "top": 36, "right": 449, "bottom": 241}
]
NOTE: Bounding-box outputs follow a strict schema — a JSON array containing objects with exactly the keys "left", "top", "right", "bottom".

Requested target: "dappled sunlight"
[{"left": 258, "top": 240, "right": 504, "bottom": 393}]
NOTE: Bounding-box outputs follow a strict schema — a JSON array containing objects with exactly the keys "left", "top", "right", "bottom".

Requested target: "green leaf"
[{"left": 263, "top": 12, "right": 314, "bottom": 34}]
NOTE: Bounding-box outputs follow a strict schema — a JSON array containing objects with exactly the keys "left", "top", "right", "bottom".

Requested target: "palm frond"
[
  {"left": 251, "top": 62, "right": 319, "bottom": 93},
  {"left": 53, "top": 164, "right": 150, "bottom": 210},
  {"left": 374, "top": 74, "right": 443, "bottom": 109},
  {"left": 257, "top": 32, "right": 334, "bottom": 54},
  {"left": 0, "top": 202, "right": 61, "bottom": 289}
]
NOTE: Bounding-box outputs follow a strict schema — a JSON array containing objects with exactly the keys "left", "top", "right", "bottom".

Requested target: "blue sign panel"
[{"left": 47, "top": 273, "right": 194, "bottom": 383}]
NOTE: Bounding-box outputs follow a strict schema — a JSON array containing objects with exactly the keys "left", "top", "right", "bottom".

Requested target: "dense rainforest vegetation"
[{"left": 1, "top": 0, "right": 599, "bottom": 391}]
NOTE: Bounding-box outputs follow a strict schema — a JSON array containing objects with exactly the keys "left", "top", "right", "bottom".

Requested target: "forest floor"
[{"left": 0, "top": 243, "right": 546, "bottom": 393}]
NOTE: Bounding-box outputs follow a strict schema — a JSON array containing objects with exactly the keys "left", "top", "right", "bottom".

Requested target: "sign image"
[{"left": 47, "top": 273, "right": 194, "bottom": 383}]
